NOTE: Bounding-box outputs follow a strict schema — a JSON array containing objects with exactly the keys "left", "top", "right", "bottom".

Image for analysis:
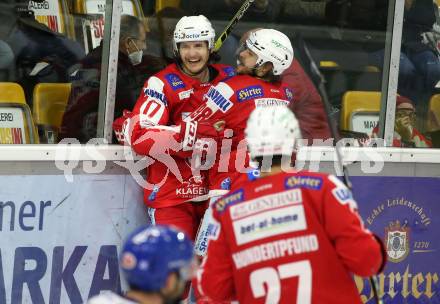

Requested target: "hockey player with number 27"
[{"left": 197, "top": 106, "right": 386, "bottom": 303}]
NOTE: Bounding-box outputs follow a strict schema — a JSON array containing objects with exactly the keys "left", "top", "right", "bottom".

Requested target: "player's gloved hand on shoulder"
[
  {"left": 180, "top": 120, "right": 228, "bottom": 170},
  {"left": 112, "top": 109, "right": 132, "bottom": 145}
]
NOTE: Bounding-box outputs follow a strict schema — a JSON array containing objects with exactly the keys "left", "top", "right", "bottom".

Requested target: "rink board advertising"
[
  {"left": 353, "top": 176, "right": 439, "bottom": 303},
  {"left": 0, "top": 174, "right": 438, "bottom": 303},
  {"left": 0, "top": 175, "right": 146, "bottom": 304}
]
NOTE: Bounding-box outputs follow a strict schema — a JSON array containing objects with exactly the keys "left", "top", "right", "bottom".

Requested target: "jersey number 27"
[{"left": 250, "top": 260, "right": 312, "bottom": 304}]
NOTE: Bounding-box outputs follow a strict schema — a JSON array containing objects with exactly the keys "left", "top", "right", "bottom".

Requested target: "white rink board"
[{"left": 0, "top": 174, "right": 146, "bottom": 304}]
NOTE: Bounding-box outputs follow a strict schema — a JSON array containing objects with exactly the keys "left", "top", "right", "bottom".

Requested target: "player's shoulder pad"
[
  {"left": 283, "top": 86, "right": 294, "bottom": 101},
  {"left": 222, "top": 74, "right": 251, "bottom": 85},
  {"left": 234, "top": 75, "right": 265, "bottom": 102},
  {"left": 164, "top": 73, "right": 186, "bottom": 91},
  {"left": 214, "top": 189, "right": 245, "bottom": 214},
  {"left": 157, "top": 63, "right": 187, "bottom": 91},
  {"left": 213, "top": 64, "right": 236, "bottom": 78},
  {"left": 144, "top": 76, "right": 168, "bottom": 106},
  {"left": 284, "top": 171, "right": 324, "bottom": 190},
  {"left": 327, "top": 174, "right": 358, "bottom": 210},
  {"left": 271, "top": 82, "right": 294, "bottom": 102},
  {"left": 205, "top": 81, "right": 235, "bottom": 112}
]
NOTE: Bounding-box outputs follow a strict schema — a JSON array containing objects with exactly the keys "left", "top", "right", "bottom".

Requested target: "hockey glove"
[
  {"left": 179, "top": 119, "right": 226, "bottom": 152},
  {"left": 112, "top": 109, "right": 132, "bottom": 145}
]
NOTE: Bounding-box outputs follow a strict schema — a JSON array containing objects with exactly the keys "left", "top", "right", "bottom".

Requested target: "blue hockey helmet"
[{"left": 120, "top": 225, "right": 194, "bottom": 291}]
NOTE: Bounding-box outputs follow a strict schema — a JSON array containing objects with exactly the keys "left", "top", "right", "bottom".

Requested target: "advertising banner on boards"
[
  {"left": 30, "top": 0, "right": 64, "bottom": 33},
  {"left": 0, "top": 107, "right": 26, "bottom": 144},
  {"left": 353, "top": 176, "right": 439, "bottom": 303},
  {"left": 0, "top": 174, "right": 146, "bottom": 304}
]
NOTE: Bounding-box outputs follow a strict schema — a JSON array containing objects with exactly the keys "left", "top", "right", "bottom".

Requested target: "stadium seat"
[
  {"left": 0, "top": 83, "right": 39, "bottom": 144},
  {"left": 428, "top": 94, "right": 440, "bottom": 131},
  {"left": 33, "top": 83, "right": 71, "bottom": 144},
  {"left": 364, "top": 65, "right": 380, "bottom": 73},
  {"left": 155, "top": 0, "right": 181, "bottom": 12},
  {"left": 320, "top": 61, "right": 339, "bottom": 69},
  {"left": 340, "top": 91, "right": 381, "bottom": 134}
]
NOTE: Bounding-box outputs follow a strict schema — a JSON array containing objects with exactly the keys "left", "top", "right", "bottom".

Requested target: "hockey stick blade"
[{"left": 214, "top": 0, "right": 255, "bottom": 52}]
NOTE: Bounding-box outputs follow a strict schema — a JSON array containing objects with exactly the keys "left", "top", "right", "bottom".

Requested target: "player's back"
[{"left": 212, "top": 170, "right": 380, "bottom": 303}]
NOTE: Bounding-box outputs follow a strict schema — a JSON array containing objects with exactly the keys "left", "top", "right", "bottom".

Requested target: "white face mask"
[
  {"left": 127, "top": 38, "right": 143, "bottom": 66},
  {"left": 128, "top": 49, "right": 143, "bottom": 66}
]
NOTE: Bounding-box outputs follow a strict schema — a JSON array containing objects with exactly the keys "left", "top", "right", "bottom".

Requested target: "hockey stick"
[
  {"left": 214, "top": 0, "right": 255, "bottom": 52},
  {"left": 294, "top": 34, "right": 382, "bottom": 304}
]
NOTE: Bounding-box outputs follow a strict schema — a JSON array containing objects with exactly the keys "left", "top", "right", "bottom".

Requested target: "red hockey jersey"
[
  {"left": 127, "top": 63, "right": 235, "bottom": 208},
  {"left": 186, "top": 74, "right": 296, "bottom": 191},
  {"left": 198, "top": 171, "right": 385, "bottom": 303}
]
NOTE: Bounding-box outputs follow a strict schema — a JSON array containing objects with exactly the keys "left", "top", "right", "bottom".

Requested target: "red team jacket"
[
  {"left": 185, "top": 74, "right": 295, "bottom": 191},
  {"left": 198, "top": 171, "right": 385, "bottom": 303},
  {"left": 127, "top": 63, "right": 235, "bottom": 208}
]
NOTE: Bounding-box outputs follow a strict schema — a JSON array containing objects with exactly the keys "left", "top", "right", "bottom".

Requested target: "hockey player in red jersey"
[
  {"left": 197, "top": 106, "right": 386, "bottom": 303},
  {"left": 189, "top": 28, "right": 296, "bottom": 194},
  {"left": 192, "top": 29, "right": 296, "bottom": 256},
  {"left": 114, "top": 15, "right": 235, "bottom": 242}
]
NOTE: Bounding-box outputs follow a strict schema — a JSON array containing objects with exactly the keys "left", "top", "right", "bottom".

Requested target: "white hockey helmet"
[
  {"left": 245, "top": 29, "right": 294, "bottom": 75},
  {"left": 173, "top": 15, "right": 216, "bottom": 53},
  {"left": 245, "top": 106, "right": 301, "bottom": 158}
]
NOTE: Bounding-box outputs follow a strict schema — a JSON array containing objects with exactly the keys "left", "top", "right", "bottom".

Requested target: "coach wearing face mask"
[{"left": 59, "top": 15, "right": 166, "bottom": 143}]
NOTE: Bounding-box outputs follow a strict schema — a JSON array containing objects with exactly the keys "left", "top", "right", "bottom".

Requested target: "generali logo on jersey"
[{"left": 385, "top": 220, "right": 410, "bottom": 263}]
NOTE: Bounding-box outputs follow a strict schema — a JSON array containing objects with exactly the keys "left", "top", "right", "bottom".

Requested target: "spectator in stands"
[
  {"left": 279, "top": 0, "right": 352, "bottom": 26},
  {"left": 283, "top": 57, "right": 332, "bottom": 142},
  {"left": 0, "top": 40, "right": 14, "bottom": 69},
  {"left": 371, "top": 95, "right": 432, "bottom": 147},
  {"left": 59, "top": 15, "right": 166, "bottom": 143},
  {"left": 181, "top": 0, "right": 281, "bottom": 22},
  {"left": 141, "top": 0, "right": 155, "bottom": 16},
  {"left": 0, "top": 40, "right": 14, "bottom": 81},
  {"left": 147, "top": 7, "right": 186, "bottom": 62},
  {"left": 181, "top": 0, "right": 282, "bottom": 66},
  {"left": 7, "top": 0, "right": 85, "bottom": 104},
  {"left": 369, "top": 0, "right": 440, "bottom": 105}
]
